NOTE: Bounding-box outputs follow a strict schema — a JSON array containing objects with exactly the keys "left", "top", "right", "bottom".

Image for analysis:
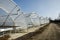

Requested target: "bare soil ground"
[
  {"left": 14, "top": 23, "right": 60, "bottom": 40},
  {"left": 9, "top": 24, "right": 46, "bottom": 40}
]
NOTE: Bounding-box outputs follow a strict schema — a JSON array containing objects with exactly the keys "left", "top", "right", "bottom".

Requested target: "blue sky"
[{"left": 13, "top": 0, "right": 60, "bottom": 19}]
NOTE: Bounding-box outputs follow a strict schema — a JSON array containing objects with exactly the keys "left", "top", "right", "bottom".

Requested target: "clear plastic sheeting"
[
  {"left": 29, "top": 12, "right": 40, "bottom": 26},
  {"left": 4, "top": 17, "right": 14, "bottom": 26},
  {"left": 24, "top": 13, "right": 33, "bottom": 27},
  {"left": 44, "top": 17, "right": 49, "bottom": 24},
  {"left": 14, "top": 13, "right": 28, "bottom": 29},
  {"left": 0, "top": 28, "right": 13, "bottom": 32},
  {"left": 0, "top": 0, "right": 20, "bottom": 14},
  {"left": 0, "top": 8, "right": 14, "bottom": 26},
  {"left": 0, "top": 0, "right": 27, "bottom": 29},
  {"left": 0, "top": 0, "right": 21, "bottom": 25},
  {"left": 39, "top": 17, "right": 46, "bottom": 24},
  {"left": 57, "top": 14, "right": 60, "bottom": 20},
  {"left": 0, "top": 16, "right": 14, "bottom": 26},
  {"left": 0, "top": 0, "right": 50, "bottom": 34},
  {"left": 0, "top": 8, "right": 7, "bottom": 16},
  {"left": 39, "top": 17, "right": 49, "bottom": 25}
]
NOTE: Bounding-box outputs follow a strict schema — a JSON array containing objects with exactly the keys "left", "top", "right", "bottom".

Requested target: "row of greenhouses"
[{"left": 0, "top": 0, "right": 49, "bottom": 35}]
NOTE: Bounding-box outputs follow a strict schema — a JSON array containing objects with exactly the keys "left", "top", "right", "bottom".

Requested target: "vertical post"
[
  {"left": 9, "top": 27, "right": 11, "bottom": 34},
  {"left": 39, "top": 17, "right": 41, "bottom": 26},
  {"left": 3, "top": 31, "right": 4, "bottom": 36}
]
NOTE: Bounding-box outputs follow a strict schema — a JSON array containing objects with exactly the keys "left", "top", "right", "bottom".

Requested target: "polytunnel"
[
  {"left": 24, "top": 13, "right": 33, "bottom": 27},
  {"left": 0, "top": 0, "right": 20, "bottom": 14},
  {"left": 39, "top": 17, "right": 45, "bottom": 24},
  {"left": 39, "top": 17, "right": 49, "bottom": 25},
  {"left": 0, "top": 0, "right": 28, "bottom": 30},
  {"left": 0, "top": 8, "right": 14, "bottom": 26},
  {"left": 14, "top": 12, "right": 28, "bottom": 29},
  {"left": 44, "top": 17, "right": 49, "bottom": 24},
  {"left": 0, "top": 0, "right": 49, "bottom": 32},
  {"left": 0, "top": 8, "right": 15, "bottom": 33},
  {"left": 29, "top": 12, "right": 40, "bottom": 26}
]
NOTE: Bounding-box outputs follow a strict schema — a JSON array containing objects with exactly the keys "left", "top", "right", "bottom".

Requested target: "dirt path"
[
  {"left": 15, "top": 23, "right": 60, "bottom": 40},
  {"left": 29, "top": 23, "right": 60, "bottom": 40}
]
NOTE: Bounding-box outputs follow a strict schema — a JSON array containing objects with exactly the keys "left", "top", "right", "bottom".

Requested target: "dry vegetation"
[{"left": 0, "top": 34, "right": 10, "bottom": 40}]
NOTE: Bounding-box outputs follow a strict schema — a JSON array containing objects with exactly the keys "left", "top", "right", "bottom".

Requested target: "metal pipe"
[{"left": 2, "top": 5, "right": 17, "bottom": 26}]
